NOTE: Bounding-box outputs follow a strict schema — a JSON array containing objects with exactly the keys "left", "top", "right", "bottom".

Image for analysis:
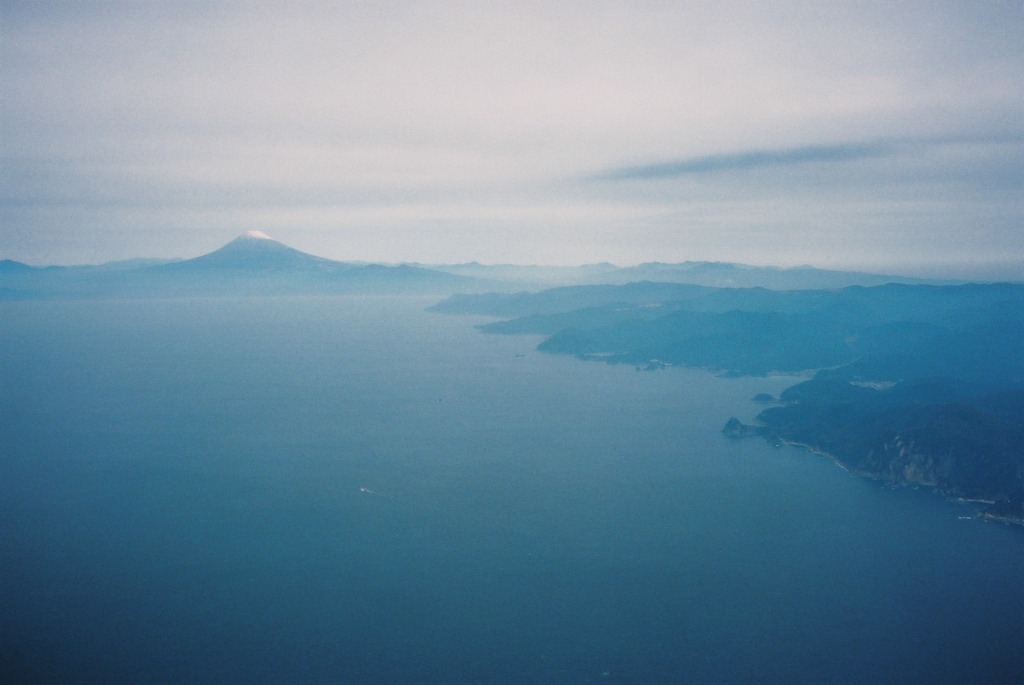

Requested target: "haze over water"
[{"left": 2, "top": 296, "right": 1021, "bottom": 683}]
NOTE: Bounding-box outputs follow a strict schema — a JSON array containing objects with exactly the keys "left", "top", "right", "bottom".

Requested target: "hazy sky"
[{"left": 3, "top": 1, "right": 1023, "bottom": 276}]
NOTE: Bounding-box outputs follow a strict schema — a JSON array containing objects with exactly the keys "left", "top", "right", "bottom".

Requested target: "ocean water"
[{"left": 1, "top": 296, "right": 1021, "bottom": 684}]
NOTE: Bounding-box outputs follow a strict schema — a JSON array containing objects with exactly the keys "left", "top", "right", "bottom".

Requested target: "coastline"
[
  {"left": 781, "top": 439, "right": 1023, "bottom": 526},
  {"left": 785, "top": 439, "right": 1024, "bottom": 527},
  {"left": 724, "top": 419, "right": 1024, "bottom": 528}
]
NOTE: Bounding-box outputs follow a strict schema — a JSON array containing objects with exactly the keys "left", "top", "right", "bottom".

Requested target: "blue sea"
[{"left": 1, "top": 296, "right": 1021, "bottom": 684}]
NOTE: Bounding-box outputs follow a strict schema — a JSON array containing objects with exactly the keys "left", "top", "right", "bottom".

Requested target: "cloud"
[{"left": 589, "top": 142, "right": 894, "bottom": 181}]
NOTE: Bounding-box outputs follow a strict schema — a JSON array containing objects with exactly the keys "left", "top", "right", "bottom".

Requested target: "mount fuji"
[{"left": 160, "top": 231, "right": 343, "bottom": 273}]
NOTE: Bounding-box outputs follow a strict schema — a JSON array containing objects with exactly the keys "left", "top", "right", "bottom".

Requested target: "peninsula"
[{"left": 432, "top": 280, "right": 1024, "bottom": 524}]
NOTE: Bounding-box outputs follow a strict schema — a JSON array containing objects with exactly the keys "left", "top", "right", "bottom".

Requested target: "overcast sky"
[{"left": 3, "top": 1, "right": 1023, "bottom": 277}]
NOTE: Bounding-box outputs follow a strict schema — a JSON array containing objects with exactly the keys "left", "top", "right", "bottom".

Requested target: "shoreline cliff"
[{"left": 722, "top": 415, "right": 1024, "bottom": 527}]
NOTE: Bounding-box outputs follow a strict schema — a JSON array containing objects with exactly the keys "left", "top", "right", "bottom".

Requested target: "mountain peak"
[{"left": 224, "top": 230, "right": 279, "bottom": 248}]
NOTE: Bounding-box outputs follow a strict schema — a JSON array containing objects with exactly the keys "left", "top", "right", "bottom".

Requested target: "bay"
[{"left": 1, "top": 296, "right": 1021, "bottom": 684}]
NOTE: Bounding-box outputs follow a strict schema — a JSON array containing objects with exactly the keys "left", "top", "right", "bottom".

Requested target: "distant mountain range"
[
  {"left": 0, "top": 232, "right": 470, "bottom": 299},
  {"left": 0, "top": 231, "right": 979, "bottom": 300},
  {"left": 427, "top": 260, "right": 944, "bottom": 290}
]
